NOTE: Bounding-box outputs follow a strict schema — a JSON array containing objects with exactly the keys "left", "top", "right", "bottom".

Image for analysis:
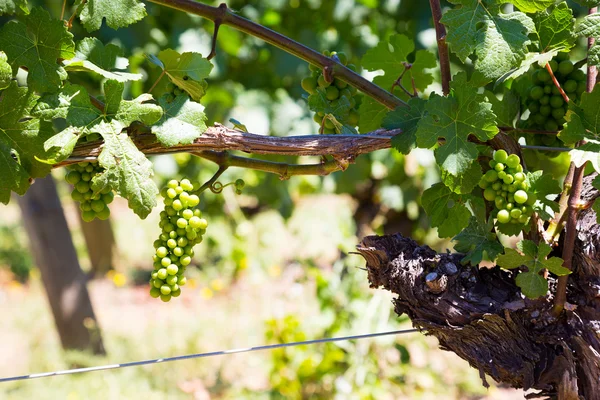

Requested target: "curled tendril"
[{"left": 210, "top": 181, "right": 225, "bottom": 193}]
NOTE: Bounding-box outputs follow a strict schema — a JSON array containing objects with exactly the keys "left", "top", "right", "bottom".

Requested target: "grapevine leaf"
[
  {"left": 442, "top": 0, "right": 534, "bottom": 79},
  {"left": 575, "top": 13, "right": 600, "bottom": 67},
  {"left": 497, "top": 240, "right": 569, "bottom": 299},
  {"left": 308, "top": 89, "right": 354, "bottom": 133},
  {"left": 382, "top": 97, "right": 427, "bottom": 155},
  {"left": 358, "top": 96, "right": 391, "bottom": 133},
  {"left": 76, "top": 0, "right": 147, "bottom": 32},
  {"left": 484, "top": 90, "right": 520, "bottom": 128},
  {"left": 508, "top": 0, "right": 556, "bottom": 12},
  {"left": 63, "top": 38, "right": 142, "bottom": 82},
  {"left": 359, "top": 34, "right": 435, "bottom": 132},
  {"left": 0, "top": 82, "right": 53, "bottom": 203},
  {"left": 149, "top": 49, "right": 213, "bottom": 102},
  {"left": 441, "top": 161, "right": 482, "bottom": 195},
  {"left": 559, "top": 84, "right": 600, "bottom": 145},
  {"left": 0, "top": 52, "right": 11, "bottom": 90},
  {"left": 569, "top": 143, "right": 600, "bottom": 173},
  {"left": 33, "top": 80, "right": 161, "bottom": 162},
  {"left": 527, "top": 170, "right": 561, "bottom": 220},
  {"left": 152, "top": 94, "right": 207, "bottom": 147},
  {"left": 0, "top": 7, "right": 75, "bottom": 93},
  {"left": 533, "top": 2, "right": 575, "bottom": 53},
  {"left": 416, "top": 72, "right": 498, "bottom": 176},
  {"left": 103, "top": 80, "right": 162, "bottom": 127},
  {"left": 0, "top": 0, "right": 28, "bottom": 15},
  {"left": 93, "top": 120, "right": 158, "bottom": 219},
  {"left": 495, "top": 50, "right": 559, "bottom": 85},
  {"left": 421, "top": 182, "right": 471, "bottom": 238},
  {"left": 453, "top": 216, "right": 503, "bottom": 265}
]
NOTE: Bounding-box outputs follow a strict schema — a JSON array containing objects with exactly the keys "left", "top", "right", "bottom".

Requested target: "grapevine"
[
  {"left": 301, "top": 51, "right": 361, "bottom": 133},
  {"left": 65, "top": 162, "right": 114, "bottom": 222},
  {"left": 149, "top": 179, "right": 207, "bottom": 302}
]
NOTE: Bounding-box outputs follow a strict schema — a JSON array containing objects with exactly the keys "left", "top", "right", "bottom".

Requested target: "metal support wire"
[{"left": 0, "top": 329, "right": 419, "bottom": 383}]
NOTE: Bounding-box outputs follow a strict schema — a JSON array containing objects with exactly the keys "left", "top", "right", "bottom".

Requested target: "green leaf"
[
  {"left": 569, "top": 143, "right": 600, "bottom": 173},
  {"left": 495, "top": 50, "right": 559, "bottom": 85},
  {"left": 533, "top": 2, "right": 575, "bottom": 53},
  {"left": 93, "top": 120, "right": 158, "bottom": 219},
  {"left": 416, "top": 72, "right": 498, "bottom": 176},
  {"left": 0, "top": 52, "right": 11, "bottom": 90},
  {"left": 441, "top": 161, "right": 482, "bottom": 195},
  {"left": 308, "top": 89, "right": 356, "bottom": 134},
  {"left": 359, "top": 34, "right": 435, "bottom": 131},
  {"left": 484, "top": 90, "right": 520, "bottom": 128},
  {"left": 0, "top": 0, "right": 28, "bottom": 15},
  {"left": 383, "top": 97, "right": 427, "bottom": 155},
  {"left": 76, "top": 0, "right": 147, "bottom": 32},
  {"left": 152, "top": 94, "right": 207, "bottom": 147},
  {"left": 149, "top": 50, "right": 213, "bottom": 102},
  {"left": 497, "top": 240, "right": 569, "bottom": 299},
  {"left": 63, "top": 38, "right": 142, "bottom": 82},
  {"left": 575, "top": 13, "right": 600, "bottom": 67},
  {"left": 0, "top": 7, "right": 75, "bottom": 93},
  {"left": 421, "top": 182, "right": 471, "bottom": 238},
  {"left": 33, "top": 80, "right": 161, "bottom": 162},
  {"left": 358, "top": 96, "right": 391, "bottom": 133},
  {"left": 527, "top": 170, "right": 561, "bottom": 220},
  {"left": 453, "top": 216, "right": 503, "bottom": 265},
  {"left": 442, "top": 0, "right": 534, "bottom": 79},
  {"left": 0, "top": 81, "right": 53, "bottom": 203},
  {"left": 559, "top": 84, "right": 600, "bottom": 145},
  {"left": 508, "top": 0, "right": 556, "bottom": 12}
]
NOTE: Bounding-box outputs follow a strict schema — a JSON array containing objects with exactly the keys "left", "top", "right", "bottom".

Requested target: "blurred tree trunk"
[
  {"left": 18, "top": 175, "right": 105, "bottom": 355},
  {"left": 78, "top": 214, "right": 116, "bottom": 278}
]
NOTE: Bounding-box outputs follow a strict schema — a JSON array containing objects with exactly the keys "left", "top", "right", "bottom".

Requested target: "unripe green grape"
[
  {"left": 528, "top": 102, "right": 540, "bottom": 113},
  {"left": 180, "top": 256, "right": 192, "bottom": 266},
  {"left": 497, "top": 209, "right": 511, "bottom": 224},
  {"left": 150, "top": 287, "right": 161, "bottom": 298},
  {"left": 539, "top": 95, "right": 550, "bottom": 105},
  {"left": 544, "top": 119, "right": 559, "bottom": 131},
  {"left": 325, "top": 86, "right": 340, "bottom": 100},
  {"left": 552, "top": 108, "right": 565, "bottom": 120},
  {"left": 532, "top": 113, "right": 546, "bottom": 126},
  {"left": 497, "top": 171, "right": 507, "bottom": 180},
  {"left": 543, "top": 85, "right": 552, "bottom": 94},
  {"left": 82, "top": 210, "right": 96, "bottom": 222},
  {"left": 324, "top": 118, "right": 335, "bottom": 130},
  {"left": 550, "top": 96, "right": 564, "bottom": 109},
  {"left": 182, "top": 209, "right": 194, "bottom": 220},
  {"left": 167, "top": 239, "right": 177, "bottom": 248},
  {"left": 564, "top": 80, "right": 577, "bottom": 93},
  {"left": 505, "top": 154, "right": 520, "bottom": 169},
  {"left": 514, "top": 190, "right": 528, "bottom": 204},
  {"left": 484, "top": 188, "right": 496, "bottom": 201},
  {"left": 171, "top": 289, "right": 181, "bottom": 298},
  {"left": 539, "top": 105, "right": 551, "bottom": 116},
  {"left": 301, "top": 76, "right": 318, "bottom": 94},
  {"left": 529, "top": 86, "right": 544, "bottom": 100},
  {"left": 503, "top": 175, "right": 514, "bottom": 184},
  {"left": 81, "top": 202, "right": 92, "bottom": 212},
  {"left": 484, "top": 170, "right": 498, "bottom": 182},
  {"left": 66, "top": 170, "right": 81, "bottom": 185},
  {"left": 173, "top": 247, "right": 184, "bottom": 257},
  {"left": 166, "top": 275, "right": 178, "bottom": 286},
  {"left": 317, "top": 75, "right": 330, "bottom": 88},
  {"left": 558, "top": 60, "right": 574, "bottom": 76},
  {"left": 334, "top": 78, "right": 348, "bottom": 89},
  {"left": 160, "top": 294, "right": 171, "bottom": 302},
  {"left": 538, "top": 69, "right": 551, "bottom": 83},
  {"left": 91, "top": 200, "right": 105, "bottom": 212},
  {"left": 167, "top": 264, "right": 178, "bottom": 275}
]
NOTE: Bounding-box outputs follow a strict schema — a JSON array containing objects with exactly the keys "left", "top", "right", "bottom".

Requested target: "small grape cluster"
[
  {"left": 479, "top": 151, "right": 536, "bottom": 225},
  {"left": 65, "top": 162, "right": 114, "bottom": 222},
  {"left": 301, "top": 51, "right": 360, "bottom": 133},
  {"left": 524, "top": 54, "right": 586, "bottom": 140},
  {"left": 150, "top": 179, "right": 207, "bottom": 302},
  {"left": 164, "top": 82, "right": 185, "bottom": 103}
]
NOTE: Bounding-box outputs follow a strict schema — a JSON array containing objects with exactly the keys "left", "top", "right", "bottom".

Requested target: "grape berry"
[
  {"left": 301, "top": 51, "right": 360, "bottom": 133},
  {"left": 65, "top": 162, "right": 114, "bottom": 222},
  {"left": 479, "top": 151, "right": 536, "bottom": 226},
  {"left": 150, "top": 179, "right": 208, "bottom": 302}
]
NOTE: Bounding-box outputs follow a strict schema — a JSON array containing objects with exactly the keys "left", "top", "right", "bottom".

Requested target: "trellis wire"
[{"left": 0, "top": 329, "right": 418, "bottom": 383}]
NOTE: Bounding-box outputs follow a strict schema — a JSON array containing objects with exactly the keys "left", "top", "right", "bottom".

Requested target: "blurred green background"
[{"left": 0, "top": 0, "right": 531, "bottom": 398}]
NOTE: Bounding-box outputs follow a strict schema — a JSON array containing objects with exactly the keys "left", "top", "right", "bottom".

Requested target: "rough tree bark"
[
  {"left": 18, "top": 175, "right": 105, "bottom": 355},
  {"left": 357, "top": 176, "right": 600, "bottom": 399},
  {"left": 77, "top": 214, "right": 116, "bottom": 278}
]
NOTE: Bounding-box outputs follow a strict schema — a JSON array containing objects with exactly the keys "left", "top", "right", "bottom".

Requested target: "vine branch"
[
  {"left": 429, "top": 0, "right": 451, "bottom": 96},
  {"left": 144, "top": 0, "right": 407, "bottom": 110},
  {"left": 193, "top": 151, "right": 350, "bottom": 179}
]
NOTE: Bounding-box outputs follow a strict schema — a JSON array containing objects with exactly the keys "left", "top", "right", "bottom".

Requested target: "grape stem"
[
  {"left": 390, "top": 63, "right": 417, "bottom": 98},
  {"left": 552, "top": 6, "right": 598, "bottom": 317},
  {"left": 192, "top": 150, "right": 351, "bottom": 179},
  {"left": 144, "top": 0, "right": 407, "bottom": 110},
  {"left": 429, "top": 0, "right": 451, "bottom": 96},
  {"left": 196, "top": 164, "right": 228, "bottom": 194},
  {"left": 544, "top": 63, "right": 569, "bottom": 103},
  {"left": 147, "top": 70, "right": 166, "bottom": 95}
]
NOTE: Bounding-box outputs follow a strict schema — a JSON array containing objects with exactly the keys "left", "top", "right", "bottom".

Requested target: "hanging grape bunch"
[
  {"left": 479, "top": 151, "right": 536, "bottom": 226},
  {"left": 301, "top": 51, "right": 360, "bottom": 133},
  {"left": 65, "top": 162, "right": 114, "bottom": 222},
  {"left": 150, "top": 179, "right": 208, "bottom": 302},
  {"left": 523, "top": 53, "right": 586, "bottom": 146}
]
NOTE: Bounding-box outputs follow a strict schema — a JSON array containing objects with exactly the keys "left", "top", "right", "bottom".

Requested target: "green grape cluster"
[
  {"left": 301, "top": 51, "right": 360, "bottom": 133},
  {"left": 478, "top": 151, "right": 536, "bottom": 226},
  {"left": 150, "top": 179, "right": 207, "bottom": 302},
  {"left": 164, "top": 82, "right": 185, "bottom": 103},
  {"left": 524, "top": 54, "right": 586, "bottom": 146},
  {"left": 65, "top": 162, "right": 114, "bottom": 222}
]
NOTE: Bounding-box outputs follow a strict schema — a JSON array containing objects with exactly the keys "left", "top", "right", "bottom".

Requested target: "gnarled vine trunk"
[{"left": 358, "top": 177, "right": 600, "bottom": 399}]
